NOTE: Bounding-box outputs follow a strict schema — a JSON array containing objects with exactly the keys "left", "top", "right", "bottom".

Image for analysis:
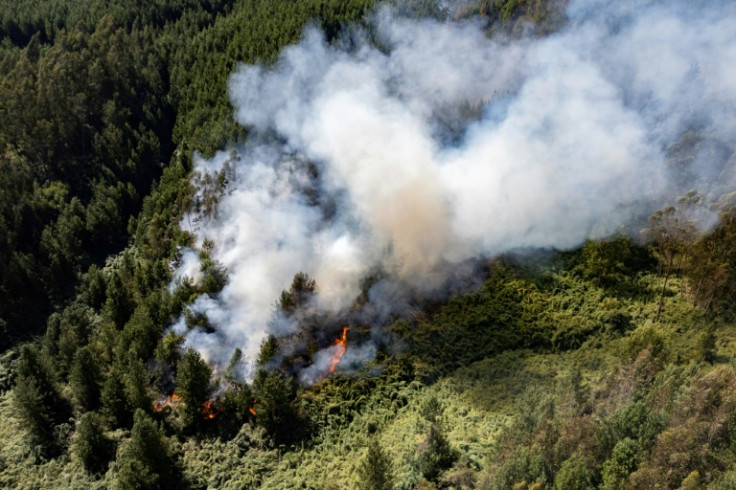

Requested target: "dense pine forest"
[{"left": 1, "top": 0, "right": 736, "bottom": 488}]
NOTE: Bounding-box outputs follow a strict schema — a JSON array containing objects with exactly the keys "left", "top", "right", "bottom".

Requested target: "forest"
[{"left": 1, "top": 0, "right": 736, "bottom": 488}]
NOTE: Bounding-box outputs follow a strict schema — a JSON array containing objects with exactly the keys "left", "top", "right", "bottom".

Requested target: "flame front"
[
  {"left": 328, "top": 326, "right": 349, "bottom": 373},
  {"left": 153, "top": 392, "right": 184, "bottom": 412},
  {"left": 202, "top": 400, "right": 218, "bottom": 420}
]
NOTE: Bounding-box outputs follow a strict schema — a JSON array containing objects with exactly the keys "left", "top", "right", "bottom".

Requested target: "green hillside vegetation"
[
  {"left": 1, "top": 0, "right": 736, "bottom": 489},
  {"left": 3, "top": 220, "right": 736, "bottom": 487}
]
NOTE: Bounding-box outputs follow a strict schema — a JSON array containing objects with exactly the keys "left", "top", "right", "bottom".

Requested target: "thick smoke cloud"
[{"left": 172, "top": 0, "right": 736, "bottom": 378}]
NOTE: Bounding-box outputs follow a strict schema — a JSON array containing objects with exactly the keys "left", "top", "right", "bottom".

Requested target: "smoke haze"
[{"left": 171, "top": 0, "right": 736, "bottom": 378}]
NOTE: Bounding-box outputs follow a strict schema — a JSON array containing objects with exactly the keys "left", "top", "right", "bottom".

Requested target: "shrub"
[{"left": 553, "top": 451, "right": 595, "bottom": 490}]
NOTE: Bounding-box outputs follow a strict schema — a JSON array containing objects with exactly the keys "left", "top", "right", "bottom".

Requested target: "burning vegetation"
[
  {"left": 328, "top": 326, "right": 349, "bottom": 374},
  {"left": 153, "top": 393, "right": 183, "bottom": 412},
  {"left": 154, "top": 393, "right": 220, "bottom": 421},
  {"left": 201, "top": 400, "right": 218, "bottom": 420}
]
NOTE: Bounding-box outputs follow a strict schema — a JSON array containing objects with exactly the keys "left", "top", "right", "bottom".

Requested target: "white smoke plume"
[{"left": 172, "top": 0, "right": 736, "bottom": 379}]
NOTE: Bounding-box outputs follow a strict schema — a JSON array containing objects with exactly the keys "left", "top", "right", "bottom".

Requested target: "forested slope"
[
  {"left": 0, "top": 0, "right": 388, "bottom": 347},
  {"left": 1, "top": 0, "right": 736, "bottom": 489}
]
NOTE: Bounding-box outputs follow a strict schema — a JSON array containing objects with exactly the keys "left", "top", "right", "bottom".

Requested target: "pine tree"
[
  {"left": 256, "top": 335, "right": 279, "bottom": 368},
  {"left": 124, "top": 359, "right": 151, "bottom": 416},
  {"left": 417, "top": 423, "right": 456, "bottom": 481},
  {"left": 73, "top": 412, "right": 113, "bottom": 474},
  {"left": 175, "top": 348, "right": 212, "bottom": 428},
  {"left": 69, "top": 346, "right": 101, "bottom": 411},
  {"left": 13, "top": 345, "right": 66, "bottom": 452},
  {"left": 253, "top": 370, "right": 298, "bottom": 444},
  {"left": 358, "top": 438, "right": 394, "bottom": 490},
  {"left": 104, "top": 272, "right": 134, "bottom": 329},
  {"left": 101, "top": 367, "right": 130, "bottom": 428},
  {"left": 116, "top": 409, "right": 178, "bottom": 490}
]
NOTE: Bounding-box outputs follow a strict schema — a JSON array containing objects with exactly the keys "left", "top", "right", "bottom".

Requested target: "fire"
[
  {"left": 328, "top": 326, "right": 349, "bottom": 373},
  {"left": 202, "top": 400, "right": 218, "bottom": 420},
  {"left": 153, "top": 392, "right": 183, "bottom": 412},
  {"left": 249, "top": 399, "right": 257, "bottom": 417},
  {"left": 154, "top": 393, "right": 217, "bottom": 420}
]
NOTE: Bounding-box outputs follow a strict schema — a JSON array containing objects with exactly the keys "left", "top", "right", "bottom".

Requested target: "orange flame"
[
  {"left": 249, "top": 399, "right": 257, "bottom": 417},
  {"left": 202, "top": 400, "right": 218, "bottom": 420},
  {"left": 328, "top": 326, "right": 349, "bottom": 373},
  {"left": 153, "top": 392, "right": 184, "bottom": 412}
]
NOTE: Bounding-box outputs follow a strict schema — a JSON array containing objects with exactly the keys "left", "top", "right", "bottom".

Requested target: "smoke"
[{"left": 172, "top": 0, "right": 736, "bottom": 379}]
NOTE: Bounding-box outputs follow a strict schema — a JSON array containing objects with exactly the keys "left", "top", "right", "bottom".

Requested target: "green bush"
[
  {"left": 570, "top": 237, "right": 654, "bottom": 289},
  {"left": 600, "top": 438, "right": 640, "bottom": 490},
  {"left": 553, "top": 451, "right": 595, "bottom": 490}
]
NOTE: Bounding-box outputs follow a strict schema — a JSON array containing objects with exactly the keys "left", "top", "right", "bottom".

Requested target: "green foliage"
[
  {"left": 257, "top": 335, "right": 280, "bottom": 368},
  {"left": 69, "top": 346, "right": 101, "bottom": 412},
  {"left": 101, "top": 367, "right": 129, "bottom": 429},
  {"left": 199, "top": 252, "right": 228, "bottom": 295},
  {"left": 120, "top": 303, "right": 163, "bottom": 361},
  {"left": 420, "top": 395, "right": 443, "bottom": 424},
  {"left": 472, "top": 0, "right": 569, "bottom": 35},
  {"left": 611, "top": 401, "right": 664, "bottom": 448},
  {"left": 123, "top": 360, "right": 151, "bottom": 418},
  {"left": 642, "top": 195, "right": 703, "bottom": 322},
  {"left": 417, "top": 423, "right": 457, "bottom": 481},
  {"left": 252, "top": 370, "right": 299, "bottom": 445},
  {"left": 494, "top": 446, "right": 550, "bottom": 489},
  {"left": 225, "top": 347, "right": 245, "bottom": 384},
  {"left": 553, "top": 451, "right": 595, "bottom": 490},
  {"left": 1, "top": 1, "right": 735, "bottom": 488},
  {"left": 12, "top": 344, "right": 67, "bottom": 453},
  {"left": 155, "top": 331, "right": 185, "bottom": 368},
  {"left": 221, "top": 382, "right": 255, "bottom": 427},
  {"left": 687, "top": 207, "right": 736, "bottom": 315},
  {"left": 624, "top": 324, "right": 670, "bottom": 364},
  {"left": 713, "top": 467, "right": 736, "bottom": 490},
  {"left": 80, "top": 264, "right": 107, "bottom": 310},
  {"left": 600, "top": 438, "right": 640, "bottom": 490},
  {"left": 167, "top": 0, "right": 380, "bottom": 154},
  {"left": 176, "top": 348, "right": 213, "bottom": 429},
  {"left": 279, "top": 272, "right": 317, "bottom": 314},
  {"left": 116, "top": 409, "right": 179, "bottom": 490},
  {"left": 404, "top": 262, "right": 629, "bottom": 376},
  {"left": 699, "top": 325, "right": 717, "bottom": 364},
  {"left": 104, "top": 272, "right": 134, "bottom": 330},
  {"left": 570, "top": 236, "right": 654, "bottom": 289},
  {"left": 357, "top": 438, "right": 394, "bottom": 490},
  {"left": 73, "top": 411, "right": 114, "bottom": 474},
  {"left": 0, "top": 13, "right": 175, "bottom": 344}
]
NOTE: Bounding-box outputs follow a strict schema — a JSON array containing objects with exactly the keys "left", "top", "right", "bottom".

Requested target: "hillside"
[{"left": 1, "top": 0, "right": 736, "bottom": 489}]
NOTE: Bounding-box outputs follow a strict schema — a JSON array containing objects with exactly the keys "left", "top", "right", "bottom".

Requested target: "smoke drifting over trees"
[{"left": 173, "top": 0, "right": 736, "bottom": 374}]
